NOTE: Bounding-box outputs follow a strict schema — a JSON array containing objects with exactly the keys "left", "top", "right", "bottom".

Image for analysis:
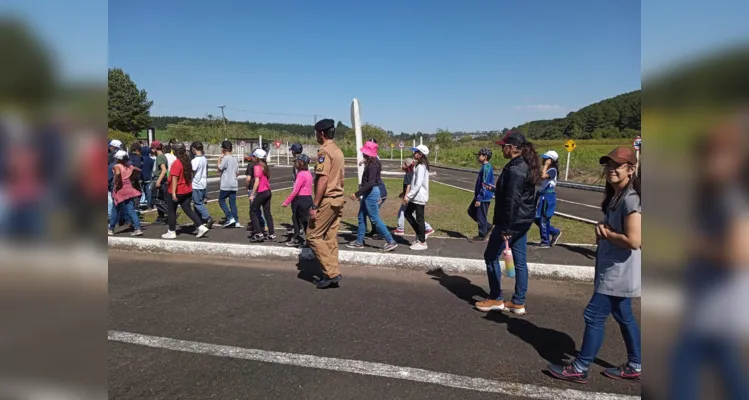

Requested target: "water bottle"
[{"left": 502, "top": 239, "right": 515, "bottom": 278}]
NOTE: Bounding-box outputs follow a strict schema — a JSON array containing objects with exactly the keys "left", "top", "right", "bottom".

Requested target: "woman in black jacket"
[{"left": 474, "top": 132, "right": 541, "bottom": 316}]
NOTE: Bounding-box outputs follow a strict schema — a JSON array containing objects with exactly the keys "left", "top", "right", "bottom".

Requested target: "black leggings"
[
  {"left": 251, "top": 191, "right": 275, "bottom": 235},
  {"left": 292, "top": 195, "right": 313, "bottom": 240},
  {"left": 404, "top": 202, "right": 426, "bottom": 242},
  {"left": 168, "top": 192, "right": 202, "bottom": 231}
]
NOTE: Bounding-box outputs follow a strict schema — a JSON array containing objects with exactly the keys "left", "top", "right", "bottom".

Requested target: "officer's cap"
[{"left": 314, "top": 119, "right": 335, "bottom": 132}]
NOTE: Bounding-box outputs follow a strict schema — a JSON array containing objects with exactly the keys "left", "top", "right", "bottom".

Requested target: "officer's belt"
[{"left": 323, "top": 195, "right": 343, "bottom": 199}]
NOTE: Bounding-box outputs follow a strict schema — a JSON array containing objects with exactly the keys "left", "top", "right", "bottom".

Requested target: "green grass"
[
  {"left": 144, "top": 178, "right": 596, "bottom": 244},
  {"left": 430, "top": 139, "right": 631, "bottom": 185}
]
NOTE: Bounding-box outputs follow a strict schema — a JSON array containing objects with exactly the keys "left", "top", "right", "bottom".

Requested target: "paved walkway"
[{"left": 120, "top": 221, "right": 597, "bottom": 267}]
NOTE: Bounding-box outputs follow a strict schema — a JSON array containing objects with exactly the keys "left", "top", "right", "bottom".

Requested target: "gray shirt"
[
  {"left": 219, "top": 154, "right": 239, "bottom": 191},
  {"left": 595, "top": 187, "right": 641, "bottom": 298}
]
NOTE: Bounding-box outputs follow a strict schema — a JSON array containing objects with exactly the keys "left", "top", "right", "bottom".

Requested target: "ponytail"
[
  {"left": 417, "top": 153, "right": 430, "bottom": 171},
  {"left": 260, "top": 159, "right": 270, "bottom": 179},
  {"left": 521, "top": 142, "right": 541, "bottom": 185}
]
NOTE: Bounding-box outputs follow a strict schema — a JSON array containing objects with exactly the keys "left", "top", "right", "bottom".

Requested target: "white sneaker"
[
  {"left": 108, "top": 229, "right": 114, "bottom": 236},
  {"left": 162, "top": 230, "right": 177, "bottom": 239},
  {"left": 131, "top": 229, "right": 144, "bottom": 236},
  {"left": 196, "top": 225, "right": 209, "bottom": 238},
  {"left": 410, "top": 241, "right": 428, "bottom": 251},
  {"left": 222, "top": 218, "right": 236, "bottom": 228},
  {"left": 235, "top": 222, "right": 243, "bottom": 228}
]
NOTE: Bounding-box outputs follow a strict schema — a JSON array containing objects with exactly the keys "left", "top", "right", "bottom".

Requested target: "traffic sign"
[
  {"left": 240, "top": 140, "right": 246, "bottom": 147},
  {"left": 390, "top": 143, "right": 395, "bottom": 148},
  {"left": 633, "top": 136, "right": 641, "bottom": 150},
  {"left": 398, "top": 141, "right": 404, "bottom": 149},
  {"left": 274, "top": 141, "right": 281, "bottom": 149},
  {"left": 564, "top": 139, "right": 576, "bottom": 152}
]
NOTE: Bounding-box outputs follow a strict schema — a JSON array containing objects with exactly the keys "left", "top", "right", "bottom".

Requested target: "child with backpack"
[
  {"left": 536, "top": 150, "right": 562, "bottom": 247},
  {"left": 282, "top": 154, "right": 313, "bottom": 247}
]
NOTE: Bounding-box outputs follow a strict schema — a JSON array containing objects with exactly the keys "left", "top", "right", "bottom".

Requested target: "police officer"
[{"left": 307, "top": 119, "right": 345, "bottom": 288}]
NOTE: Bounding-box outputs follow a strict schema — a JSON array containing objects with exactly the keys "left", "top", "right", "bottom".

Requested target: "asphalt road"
[{"left": 109, "top": 251, "right": 640, "bottom": 399}]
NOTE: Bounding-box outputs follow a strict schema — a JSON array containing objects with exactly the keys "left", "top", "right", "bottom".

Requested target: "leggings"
[
  {"left": 168, "top": 192, "right": 203, "bottom": 232},
  {"left": 250, "top": 190, "right": 275, "bottom": 235},
  {"left": 404, "top": 202, "right": 426, "bottom": 242}
]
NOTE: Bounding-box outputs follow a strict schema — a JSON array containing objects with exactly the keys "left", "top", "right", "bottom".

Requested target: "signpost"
[
  {"left": 350, "top": 99, "right": 364, "bottom": 184},
  {"left": 239, "top": 140, "right": 246, "bottom": 166},
  {"left": 286, "top": 140, "right": 290, "bottom": 166},
  {"left": 398, "top": 141, "right": 404, "bottom": 164},
  {"left": 390, "top": 143, "right": 394, "bottom": 160},
  {"left": 434, "top": 144, "right": 440, "bottom": 164},
  {"left": 274, "top": 140, "right": 281, "bottom": 165},
  {"left": 563, "top": 139, "right": 576, "bottom": 181},
  {"left": 633, "top": 135, "right": 641, "bottom": 175}
]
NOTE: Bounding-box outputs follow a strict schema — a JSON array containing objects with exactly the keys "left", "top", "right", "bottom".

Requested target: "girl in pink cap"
[{"left": 347, "top": 141, "right": 398, "bottom": 252}]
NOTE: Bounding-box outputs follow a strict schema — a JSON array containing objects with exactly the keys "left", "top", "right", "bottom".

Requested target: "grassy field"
[
  {"left": 144, "top": 178, "right": 596, "bottom": 244},
  {"left": 430, "top": 139, "right": 631, "bottom": 185}
]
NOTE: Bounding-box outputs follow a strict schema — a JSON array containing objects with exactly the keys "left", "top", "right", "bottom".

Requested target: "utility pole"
[{"left": 218, "top": 105, "right": 227, "bottom": 137}]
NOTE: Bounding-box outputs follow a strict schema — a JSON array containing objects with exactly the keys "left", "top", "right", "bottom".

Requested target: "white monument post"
[{"left": 351, "top": 99, "right": 364, "bottom": 184}]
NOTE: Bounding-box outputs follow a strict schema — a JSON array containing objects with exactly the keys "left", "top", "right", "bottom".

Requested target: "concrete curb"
[{"left": 108, "top": 237, "right": 594, "bottom": 282}]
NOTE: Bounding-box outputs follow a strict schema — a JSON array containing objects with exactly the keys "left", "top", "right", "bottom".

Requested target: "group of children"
[{"left": 468, "top": 146, "right": 563, "bottom": 247}]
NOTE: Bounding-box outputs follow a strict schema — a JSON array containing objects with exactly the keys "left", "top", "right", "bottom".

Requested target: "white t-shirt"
[
  {"left": 165, "top": 153, "right": 177, "bottom": 172},
  {"left": 191, "top": 155, "right": 208, "bottom": 190}
]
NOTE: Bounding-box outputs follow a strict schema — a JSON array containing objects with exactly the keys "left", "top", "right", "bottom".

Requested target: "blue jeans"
[
  {"left": 483, "top": 227, "right": 529, "bottom": 304},
  {"left": 357, "top": 186, "right": 394, "bottom": 244},
  {"left": 109, "top": 197, "right": 141, "bottom": 230},
  {"left": 219, "top": 190, "right": 238, "bottom": 222},
  {"left": 535, "top": 192, "right": 559, "bottom": 245},
  {"left": 669, "top": 333, "right": 748, "bottom": 400},
  {"left": 573, "top": 292, "right": 641, "bottom": 372},
  {"left": 192, "top": 189, "right": 211, "bottom": 221},
  {"left": 142, "top": 180, "right": 153, "bottom": 209},
  {"left": 108, "top": 191, "right": 114, "bottom": 219}
]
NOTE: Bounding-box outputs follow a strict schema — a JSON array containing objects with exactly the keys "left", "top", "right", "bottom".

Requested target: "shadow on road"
[
  {"left": 428, "top": 268, "right": 615, "bottom": 368},
  {"left": 427, "top": 268, "right": 488, "bottom": 306},
  {"left": 557, "top": 244, "right": 597, "bottom": 260},
  {"left": 437, "top": 229, "right": 469, "bottom": 239}
]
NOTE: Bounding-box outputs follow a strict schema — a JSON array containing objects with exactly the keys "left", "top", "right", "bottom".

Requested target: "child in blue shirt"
[{"left": 468, "top": 148, "right": 495, "bottom": 241}]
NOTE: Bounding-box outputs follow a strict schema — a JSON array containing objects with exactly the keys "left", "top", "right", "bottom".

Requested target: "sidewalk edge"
[{"left": 108, "top": 237, "right": 594, "bottom": 282}]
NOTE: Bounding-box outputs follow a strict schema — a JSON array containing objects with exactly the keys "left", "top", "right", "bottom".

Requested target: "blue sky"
[{"left": 108, "top": 0, "right": 641, "bottom": 133}]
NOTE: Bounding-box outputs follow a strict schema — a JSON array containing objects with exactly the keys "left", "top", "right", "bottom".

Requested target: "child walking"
[
  {"left": 217, "top": 140, "right": 241, "bottom": 228},
  {"left": 108, "top": 150, "right": 143, "bottom": 236},
  {"left": 402, "top": 145, "right": 431, "bottom": 250},
  {"left": 162, "top": 145, "right": 209, "bottom": 239},
  {"left": 282, "top": 154, "right": 313, "bottom": 247},
  {"left": 249, "top": 149, "right": 275, "bottom": 242},
  {"left": 468, "top": 148, "right": 495, "bottom": 241},
  {"left": 394, "top": 158, "right": 434, "bottom": 236},
  {"left": 547, "top": 146, "right": 641, "bottom": 383},
  {"left": 536, "top": 150, "right": 562, "bottom": 247}
]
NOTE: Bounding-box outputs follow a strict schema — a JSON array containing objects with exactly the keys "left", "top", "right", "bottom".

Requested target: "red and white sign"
[
  {"left": 398, "top": 141, "right": 404, "bottom": 149},
  {"left": 633, "top": 136, "right": 641, "bottom": 150},
  {"left": 240, "top": 141, "right": 246, "bottom": 147},
  {"left": 274, "top": 141, "right": 282, "bottom": 149}
]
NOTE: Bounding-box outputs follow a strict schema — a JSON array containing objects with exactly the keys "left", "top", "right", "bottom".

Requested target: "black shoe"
[
  {"left": 314, "top": 274, "right": 342, "bottom": 289},
  {"left": 550, "top": 231, "right": 563, "bottom": 246},
  {"left": 470, "top": 235, "right": 487, "bottom": 242},
  {"left": 285, "top": 238, "right": 302, "bottom": 247},
  {"left": 249, "top": 233, "right": 265, "bottom": 243},
  {"left": 153, "top": 218, "right": 167, "bottom": 225},
  {"left": 205, "top": 217, "right": 215, "bottom": 229}
]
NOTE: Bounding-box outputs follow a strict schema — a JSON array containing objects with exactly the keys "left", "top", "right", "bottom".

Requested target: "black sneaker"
[
  {"left": 547, "top": 363, "right": 588, "bottom": 384},
  {"left": 205, "top": 217, "right": 215, "bottom": 229},
  {"left": 266, "top": 234, "right": 277, "bottom": 241},
  {"left": 371, "top": 233, "right": 384, "bottom": 241},
  {"left": 249, "top": 233, "right": 265, "bottom": 243},
  {"left": 314, "top": 274, "right": 342, "bottom": 289},
  {"left": 470, "top": 235, "right": 487, "bottom": 242},
  {"left": 382, "top": 242, "right": 398, "bottom": 252},
  {"left": 285, "top": 238, "right": 302, "bottom": 247},
  {"left": 346, "top": 241, "right": 364, "bottom": 249},
  {"left": 551, "top": 231, "right": 563, "bottom": 246},
  {"left": 603, "top": 364, "right": 641, "bottom": 381}
]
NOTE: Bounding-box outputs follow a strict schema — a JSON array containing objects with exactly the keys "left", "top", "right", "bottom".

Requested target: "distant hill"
[
  {"left": 512, "top": 90, "right": 641, "bottom": 140},
  {"left": 150, "top": 116, "right": 319, "bottom": 137}
]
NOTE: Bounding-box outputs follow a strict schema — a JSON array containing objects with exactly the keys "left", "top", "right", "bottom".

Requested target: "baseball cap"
[
  {"left": 113, "top": 150, "right": 128, "bottom": 160},
  {"left": 411, "top": 144, "right": 430, "bottom": 156},
  {"left": 289, "top": 143, "right": 303, "bottom": 153},
  {"left": 495, "top": 131, "right": 527, "bottom": 147},
  {"left": 296, "top": 154, "right": 310, "bottom": 164},
  {"left": 599, "top": 146, "right": 637, "bottom": 165},
  {"left": 252, "top": 149, "right": 267, "bottom": 159},
  {"left": 150, "top": 140, "right": 162, "bottom": 150},
  {"left": 542, "top": 150, "right": 559, "bottom": 161},
  {"left": 109, "top": 139, "right": 122, "bottom": 148},
  {"left": 475, "top": 148, "right": 493, "bottom": 158}
]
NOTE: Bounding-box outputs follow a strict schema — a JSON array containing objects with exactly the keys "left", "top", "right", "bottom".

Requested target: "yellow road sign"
[
  {"left": 390, "top": 143, "right": 395, "bottom": 148},
  {"left": 564, "top": 139, "right": 576, "bottom": 152}
]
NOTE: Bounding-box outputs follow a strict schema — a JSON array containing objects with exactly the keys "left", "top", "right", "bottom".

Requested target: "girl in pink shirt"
[{"left": 282, "top": 154, "right": 314, "bottom": 247}]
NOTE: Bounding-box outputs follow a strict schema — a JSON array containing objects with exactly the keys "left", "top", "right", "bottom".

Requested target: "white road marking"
[
  {"left": 109, "top": 330, "right": 637, "bottom": 400},
  {"left": 557, "top": 199, "right": 600, "bottom": 209}
]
